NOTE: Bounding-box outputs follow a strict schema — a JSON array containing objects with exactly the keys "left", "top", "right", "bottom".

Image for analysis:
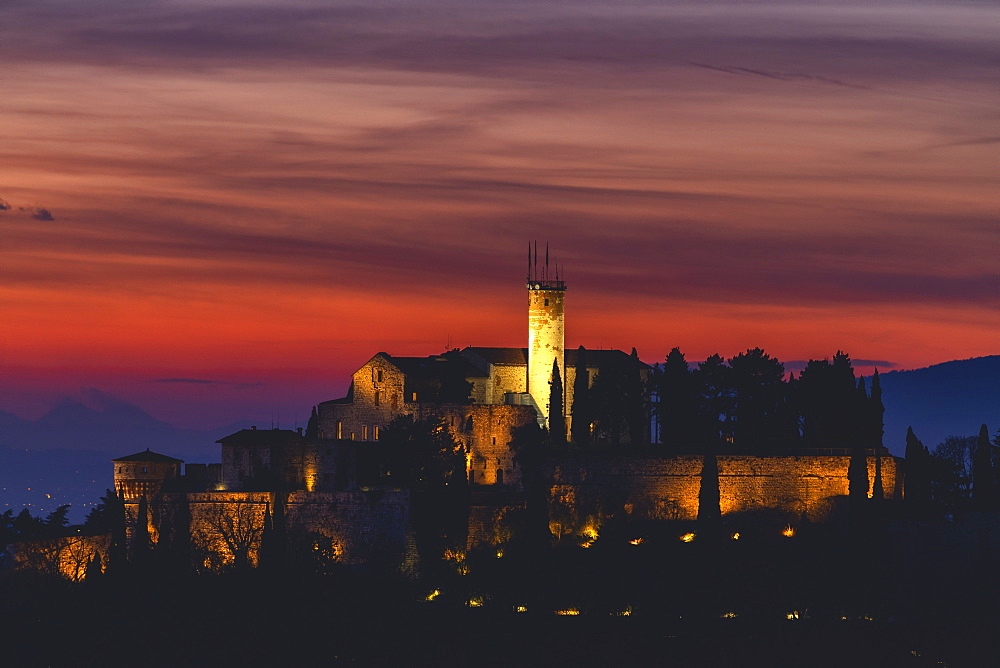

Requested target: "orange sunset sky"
[{"left": 2, "top": 0, "right": 996, "bottom": 429}]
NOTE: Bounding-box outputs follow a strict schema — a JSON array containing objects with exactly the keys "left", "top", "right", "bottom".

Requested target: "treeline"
[
  {"left": 651, "top": 348, "right": 884, "bottom": 453},
  {"left": 902, "top": 423, "right": 1000, "bottom": 518}
]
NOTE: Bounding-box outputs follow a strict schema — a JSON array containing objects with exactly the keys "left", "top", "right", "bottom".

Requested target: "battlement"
[{"left": 526, "top": 279, "right": 566, "bottom": 291}]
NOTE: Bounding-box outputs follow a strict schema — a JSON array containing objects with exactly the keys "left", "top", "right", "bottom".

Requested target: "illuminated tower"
[{"left": 526, "top": 242, "right": 565, "bottom": 429}]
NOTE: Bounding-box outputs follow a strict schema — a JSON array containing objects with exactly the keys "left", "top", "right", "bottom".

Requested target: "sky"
[{"left": 2, "top": 0, "right": 997, "bottom": 430}]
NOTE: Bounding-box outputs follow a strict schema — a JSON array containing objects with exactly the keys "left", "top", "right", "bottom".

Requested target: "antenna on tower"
[
  {"left": 527, "top": 242, "right": 532, "bottom": 281},
  {"left": 545, "top": 242, "right": 549, "bottom": 281},
  {"left": 533, "top": 240, "right": 538, "bottom": 280}
]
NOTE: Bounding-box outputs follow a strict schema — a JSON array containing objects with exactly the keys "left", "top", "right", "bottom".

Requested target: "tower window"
[
  {"left": 336, "top": 421, "right": 343, "bottom": 439},
  {"left": 362, "top": 425, "right": 368, "bottom": 440},
  {"left": 373, "top": 425, "right": 380, "bottom": 440},
  {"left": 544, "top": 299, "right": 549, "bottom": 306},
  {"left": 377, "top": 369, "right": 384, "bottom": 383},
  {"left": 374, "top": 390, "right": 381, "bottom": 406},
  {"left": 142, "top": 467, "right": 147, "bottom": 473}
]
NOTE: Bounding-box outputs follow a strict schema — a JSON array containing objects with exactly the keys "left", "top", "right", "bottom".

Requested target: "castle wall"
[
  {"left": 551, "top": 453, "right": 902, "bottom": 525},
  {"left": 179, "top": 490, "right": 410, "bottom": 571},
  {"left": 485, "top": 364, "right": 528, "bottom": 404}
]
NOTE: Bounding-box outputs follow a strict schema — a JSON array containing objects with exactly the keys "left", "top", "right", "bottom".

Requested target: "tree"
[
  {"left": 904, "top": 427, "right": 931, "bottom": 516},
  {"left": 626, "top": 348, "right": 647, "bottom": 445},
  {"left": 43, "top": 505, "right": 72, "bottom": 536},
  {"left": 727, "top": 347, "right": 786, "bottom": 452},
  {"left": 697, "top": 450, "right": 721, "bottom": 526},
  {"left": 972, "top": 424, "right": 994, "bottom": 511},
  {"left": 570, "top": 346, "right": 591, "bottom": 446},
  {"left": 693, "top": 354, "right": 733, "bottom": 447},
  {"left": 657, "top": 347, "right": 697, "bottom": 449},
  {"left": 848, "top": 378, "right": 870, "bottom": 514},
  {"left": 132, "top": 495, "right": 151, "bottom": 566},
  {"left": 380, "top": 414, "right": 466, "bottom": 489},
  {"left": 305, "top": 405, "right": 319, "bottom": 440},
  {"left": 549, "top": 359, "right": 565, "bottom": 445}
]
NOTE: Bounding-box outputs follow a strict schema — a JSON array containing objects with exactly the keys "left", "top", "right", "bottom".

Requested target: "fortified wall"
[
  {"left": 124, "top": 489, "right": 410, "bottom": 572},
  {"left": 550, "top": 453, "right": 901, "bottom": 526}
]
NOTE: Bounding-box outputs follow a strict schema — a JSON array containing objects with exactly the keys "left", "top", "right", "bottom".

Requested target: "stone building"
[{"left": 101, "top": 252, "right": 902, "bottom": 573}]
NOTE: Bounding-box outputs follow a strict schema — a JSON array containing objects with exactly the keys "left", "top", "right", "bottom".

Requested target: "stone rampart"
[{"left": 551, "top": 452, "right": 901, "bottom": 524}]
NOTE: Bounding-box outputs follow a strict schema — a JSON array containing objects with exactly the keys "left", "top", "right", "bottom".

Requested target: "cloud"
[
  {"left": 29, "top": 208, "right": 54, "bottom": 221},
  {"left": 0, "top": 197, "right": 10, "bottom": 211},
  {"left": 155, "top": 378, "right": 263, "bottom": 389},
  {"left": 783, "top": 359, "right": 898, "bottom": 372}
]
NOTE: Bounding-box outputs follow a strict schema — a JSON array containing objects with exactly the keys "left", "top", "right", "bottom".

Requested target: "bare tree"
[{"left": 191, "top": 500, "right": 265, "bottom": 572}]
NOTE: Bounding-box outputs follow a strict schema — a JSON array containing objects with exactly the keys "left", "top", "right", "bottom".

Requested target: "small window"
[
  {"left": 492, "top": 437, "right": 496, "bottom": 445},
  {"left": 350, "top": 432, "right": 356, "bottom": 440},
  {"left": 362, "top": 425, "right": 368, "bottom": 440},
  {"left": 544, "top": 298, "right": 549, "bottom": 307},
  {"left": 336, "top": 421, "right": 343, "bottom": 439},
  {"left": 373, "top": 425, "right": 380, "bottom": 440},
  {"left": 142, "top": 467, "right": 148, "bottom": 473},
  {"left": 411, "top": 392, "right": 418, "bottom": 401},
  {"left": 374, "top": 390, "right": 381, "bottom": 406},
  {"left": 377, "top": 369, "right": 384, "bottom": 383}
]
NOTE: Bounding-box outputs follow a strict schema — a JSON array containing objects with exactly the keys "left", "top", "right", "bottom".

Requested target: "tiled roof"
[
  {"left": 112, "top": 449, "right": 183, "bottom": 463},
  {"left": 216, "top": 428, "right": 302, "bottom": 445}
]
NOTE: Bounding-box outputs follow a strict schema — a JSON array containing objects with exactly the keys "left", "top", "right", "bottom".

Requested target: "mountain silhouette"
[{"left": 878, "top": 355, "right": 999, "bottom": 455}]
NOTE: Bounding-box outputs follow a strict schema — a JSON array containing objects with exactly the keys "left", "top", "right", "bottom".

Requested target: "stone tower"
[{"left": 526, "top": 243, "right": 565, "bottom": 429}]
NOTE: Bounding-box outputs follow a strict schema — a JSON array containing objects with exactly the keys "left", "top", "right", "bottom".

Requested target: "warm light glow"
[
  {"left": 680, "top": 532, "right": 696, "bottom": 543},
  {"left": 555, "top": 608, "right": 581, "bottom": 616},
  {"left": 612, "top": 607, "right": 633, "bottom": 616},
  {"left": 782, "top": 525, "right": 796, "bottom": 538},
  {"left": 495, "top": 549, "right": 504, "bottom": 559},
  {"left": 721, "top": 612, "right": 738, "bottom": 618},
  {"left": 786, "top": 611, "right": 801, "bottom": 620},
  {"left": 425, "top": 589, "right": 441, "bottom": 602},
  {"left": 628, "top": 538, "right": 644, "bottom": 546},
  {"left": 514, "top": 605, "right": 528, "bottom": 613},
  {"left": 466, "top": 596, "right": 485, "bottom": 608},
  {"left": 579, "top": 524, "right": 600, "bottom": 548},
  {"left": 731, "top": 532, "right": 741, "bottom": 540}
]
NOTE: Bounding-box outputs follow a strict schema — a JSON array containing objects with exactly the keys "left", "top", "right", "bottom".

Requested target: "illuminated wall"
[
  {"left": 550, "top": 453, "right": 902, "bottom": 524},
  {"left": 527, "top": 281, "right": 566, "bottom": 428}
]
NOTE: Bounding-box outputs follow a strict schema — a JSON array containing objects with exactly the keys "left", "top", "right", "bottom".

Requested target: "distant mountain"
[
  {"left": 0, "top": 388, "right": 250, "bottom": 457},
  {"left": 0, "top": 391, "right": 255, "bottom": 521},
  {"left": 879, "top": 356, "right": 999, "bottom": 456}
]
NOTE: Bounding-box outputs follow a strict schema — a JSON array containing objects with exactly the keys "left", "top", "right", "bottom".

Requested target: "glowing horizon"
[{"left": 2, "top": 1, "right": 996, "bottom": 429}]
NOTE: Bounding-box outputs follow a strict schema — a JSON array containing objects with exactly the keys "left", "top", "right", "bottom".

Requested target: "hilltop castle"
[{"left": 107, "top": 249, "right": 899, "bottom": 572}]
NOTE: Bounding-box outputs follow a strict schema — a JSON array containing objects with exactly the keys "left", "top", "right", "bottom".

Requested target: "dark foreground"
[{"left": 2, "top": 574, "right": 995, "bottom": 668}]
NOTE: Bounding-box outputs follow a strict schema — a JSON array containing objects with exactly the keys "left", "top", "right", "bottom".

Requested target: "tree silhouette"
[
  {"left": 698, "top": 450, "right": 722, "bottom": 526},
  {"left": 972, "top": 424, "right": 994, "bottom": 511},
  {"left": 904, "top": 427, "right": 931, "bottom": 516},
  {"left": 570, "top": 346, "right": 591, "bottom": 446},
  {"left": 693, "top": 354, "right": 733, "bottom": 448},
  {"left": 727, "top": 347, "right": 785, "bottom": 452},
  {"left": 549, "top": 358, "right": 565, "bottom": 445},
  {"left": 658, "top": 347, "right": 697, "bottom": 449}
]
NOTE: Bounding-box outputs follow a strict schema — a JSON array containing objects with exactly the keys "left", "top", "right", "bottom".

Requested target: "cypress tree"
[
  {"left": 659, "top": 347, "right": 697, "bottom": 449},
  {"left": 904, "top": 427, "right": 930, "bottom": 515},
  {"left": 972, "top": 423, "right": 994, "bottom": 511},
  {"left": 626, "top": 348, "right": 647, "bottom": 445},
  {"left": 133, "top": 495, "right": 151, "bottom": 567},
  {"left": 549, "top": 359, "right": 565, "bottom": 445},
  {"left": 305, "top": 405, "right": 319, "bottom": 440},
  {"left": 698, "top": 450, "right": 722, "bottom": 525},
  {"left": 571, "top": 346, "right": 591, "bottom": 446},
  {"left": 848, "top": 378, "right": 870, "bottom": 511},
  {"left": 869, "top": 370, "right": 885, "bottom": 502},
  {"left": 106, "top": 489, "right": 127, "bottom": 575}
]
